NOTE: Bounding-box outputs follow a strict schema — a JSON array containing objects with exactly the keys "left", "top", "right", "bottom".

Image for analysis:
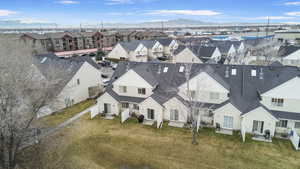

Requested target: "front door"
[
  {"left": 104, "top": 103, "right": 111, "bottom": 114},
  {"left": 223, "top": 116, "right": 233, "bottom": 129},
  {"left": 147, "top": 109, "right": 155, "bottom": 120},
  {"left": 253, "top": 120, "right": 264, "bottom": 134}
]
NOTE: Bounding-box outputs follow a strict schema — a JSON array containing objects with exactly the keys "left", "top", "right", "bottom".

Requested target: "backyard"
[{"left": 21, "top": 103, "right": 300, "bottom": 169}]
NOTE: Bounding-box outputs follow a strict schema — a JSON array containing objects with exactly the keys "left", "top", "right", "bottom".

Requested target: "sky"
[{"left": 2, "top": 0, "right": 300, "bottom": 26}]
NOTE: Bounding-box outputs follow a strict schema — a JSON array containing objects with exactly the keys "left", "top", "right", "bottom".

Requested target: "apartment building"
[
  {"left": 20, "top": 31, "right": 167, "bottom": 53},
  {"left": 94, "top": 61, "right": 300, "bottom": 144}
]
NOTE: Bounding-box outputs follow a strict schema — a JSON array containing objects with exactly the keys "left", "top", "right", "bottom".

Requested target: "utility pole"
[
  {"left": 101, "top": 20, "right": 104, "bottom": 32},
  {"left": 161, "top": 21, "right": 164, "bottom": 32},
  {"left": 266, "top": 16, "right": 270, "bottom": 37}
]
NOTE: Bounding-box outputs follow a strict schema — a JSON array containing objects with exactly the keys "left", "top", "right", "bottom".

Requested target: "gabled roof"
[
  {"left": 119, "top": 41, "right": 141, "bottom": 51},
  {"left": 34, "top": 53, "right": 100, "bottom": 95},
  {"left": 106, "top": 61, "right": 300, "bottom": 116},
  {"left": 278, "top": 45, "right": 300, "bottom": 57},
  {"left": 139, "top": 40, "right": 157, "bottom": 49},
  {"left": 174, "top": 45, "right": 218, "bottom": 62},
  {"left": 157, "top": 38, "right": 174, "bottom": 46}
]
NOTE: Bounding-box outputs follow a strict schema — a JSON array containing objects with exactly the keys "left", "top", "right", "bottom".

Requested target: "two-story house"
[
  {"left": 173, "top": 45, "right": 222, "bottom": 63},
  {"left": 34, "top": 53, "right": 102, "bottom": 117},
  {"left": 95, "top": 61, "right": 300, "bottom": 143},
  {"left": 107, "top": 41, "right": 148, "bottom": 62}
]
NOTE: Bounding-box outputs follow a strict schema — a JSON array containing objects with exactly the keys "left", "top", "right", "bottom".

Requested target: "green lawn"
[
  {"left": 22, "top": 114, "right": 300, "bottom": 169},
  {"left": 40, "top": 99, "right": 96, "bottom": 127}
]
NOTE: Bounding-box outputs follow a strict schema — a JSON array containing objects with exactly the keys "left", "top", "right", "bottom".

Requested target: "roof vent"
[
  {"left": 40, "top": 57, "right": 47, "bottom": 64},
  {"left": 259, "top": 68, "right": 264, "bottom": 79},
  {"left": 179, "top": 66, "right": 185, "bottom": 72},
  {"left": 163, "top": 67, "right": 168, "bottom": 73},
  {"left": 158, "top": 65, "right": 161, "bottom": 74},
  {"left": 251, "top": 69, "right": 257, "bottom": 77},
  {"left": 225, "top": 67, "right": 229, "bottom": 78}
]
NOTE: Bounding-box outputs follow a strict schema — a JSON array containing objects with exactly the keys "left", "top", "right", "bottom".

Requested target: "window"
[
  {"left": 251, "top": 69, "right": 257, "bottom": 77},
  {"left": 121, "top": 103, "right": 129, "bottom": 109},
  {"left": 170, "top": 109, "right": 179, "bottom": 121},
  {"left": 133, "top": 104, "right": 139, "bottom": 110},
  {"left": 138, "top": 88, "right": 146, "bottom": 95},
  {"left": 119, "top": 86, "right": 127, "bottom": 93},
  {"left": 163, "top": 67, "right": 168, "bottom": 73},
  {"left": 55, "top": 40, "right": 59, "bottom": 44},
  {"left": 77, "top": 79, "right": 80, "bottom": 85},
  {"left": 209, "top": 92, "right": 219, "bottom": 100},
  {"left": 231, "top": 68, "right": 237, "bottom": 76},
  {"left": 276, "top": 120, "right": 288, "bottom": 128},
  {"left": 295, "top": 122, "right": 300, "bottom": 129},
  {"left": 147, "top": 109, "right": 155, "bottom": 120},
  {"left": 179, "top": 66, "right": 185, "bottom": 72},
  {"left": 223, "top": 116, "right": 233, "bottom": 129},
  {"left": 271, "top": 98, "right": 284, "bottom": 107}
]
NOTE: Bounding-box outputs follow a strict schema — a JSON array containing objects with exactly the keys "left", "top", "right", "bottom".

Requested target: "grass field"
[
  {"left": 40, "top": 99, "right": 96, "bottom": 127},
  {"left": 22, "top": 112, "right": 300, "bottom": 169}
]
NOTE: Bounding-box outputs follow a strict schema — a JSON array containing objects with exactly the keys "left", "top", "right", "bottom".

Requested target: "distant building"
[{"left": 20, "top": 30, "right": 168, "bottom": 53}]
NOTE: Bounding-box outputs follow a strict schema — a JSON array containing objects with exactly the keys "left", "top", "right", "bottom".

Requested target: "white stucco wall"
[
  {"left": 174, "top": 48, "right": 202, "bottom": 63},
  {"left": 241, "top": 107, "right": 278, "bottom": 136},
  {"left": 261, "top": 77, "right": 300, "bottom": 113},
  {"left": 163, "top": 97, "right": 188, "bottom": 123},
  {"left": 97, "top": 92, "right": 120, "bottom": 115},
  {"left": 139, "top": 97, "right": 164, "bottom": 121},
  {"left": 57, "top": 62, "right": 101, "bottom": 108},
  {"left": 112, "top": 69, "right": 154, "bottom": 98},
  {"left": 214, "top": 103, "right": 242, "bottom": 130},
  {"left": 211, "top": 48, "right": 222, "bottom": 61},
  {"left": 107, "top": 43, "right": 129, "bottom": 59},
  {"left": 178, "top": 72, "right": 229, "bottom": 104}
]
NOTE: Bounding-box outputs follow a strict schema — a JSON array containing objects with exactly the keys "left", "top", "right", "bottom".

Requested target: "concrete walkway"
[{"left": 21, "top": 104, "right": 96, "bottom": 149}]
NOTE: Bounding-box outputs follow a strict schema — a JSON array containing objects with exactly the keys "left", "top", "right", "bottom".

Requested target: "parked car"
[{"left": 101, "top": 61, "right": 111, "bottom": 67}]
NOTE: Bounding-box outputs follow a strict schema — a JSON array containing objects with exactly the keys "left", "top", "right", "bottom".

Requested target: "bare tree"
[
  {"left": 0, "top": 38, "right": 65, "bottom": 169},
  {"left": 183, "top": 63, "right": 210, "bottom": 145}
]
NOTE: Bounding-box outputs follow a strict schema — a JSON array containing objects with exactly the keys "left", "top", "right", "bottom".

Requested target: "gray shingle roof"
[
  {"left": 278, "top": 45, "right": 300, "bottom": 57},
  {"left": 106, "top": 61, "right": 300, "bottom": 118},
  {"left": 157, "top": 38, "right": 174, "bottom": 46}
]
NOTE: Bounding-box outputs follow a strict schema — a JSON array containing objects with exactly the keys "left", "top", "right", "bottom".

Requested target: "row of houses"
[
  {"left": 107, "top": 38, "right": 179, "bottom": 62},
  {"left": 93, "top": 61, "right": 300, "bottom": 144},
  {"left": 107, "top": 38, "right": 246, "bottom": 64},
  {"left": 20, "top": 31, "right": 168, "bottom": 53}
]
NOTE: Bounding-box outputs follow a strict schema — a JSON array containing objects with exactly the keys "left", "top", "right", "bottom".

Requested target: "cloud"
[
  {"left": 250, "top": 16, "right": 295, "bottom": 20},
  {"left": 18, "top": 18, "right": 52, "bottom": 24},
  {"left": 284, "top": 1, "right": 300, "bottom": 5},
  {"left": 285, "top": 11, "right": 300, "bottom": 16},
  {"left": 146, "top": 10, "right": 221, "bottom": 16},
  {"left": 106, "top": 0, "right": 157, "bottom": 5},
  {"left": 106, "top": 12, "right": 135, "bottom": 15},
  {"left": 0, "top": 10, "right": 17, "bottom": 16},
  {"left": 56, "top": 0, "right": 80, "bottom": 4}
]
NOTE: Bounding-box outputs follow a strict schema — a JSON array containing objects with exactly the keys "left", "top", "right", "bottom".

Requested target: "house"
[
  {"left": 278, "top": 45, "right": 300, "bottom": 66},
  {"left": 157, "top": 38, "right": 179, "bottom": 57},
  {"left": 107, "top": 39, "right": 178, "bottom": 62},
  {"left": 107, "top": 41, "right": 148, "bottom": 62},
  {"left": 139, "top": 40, "right": 164, "bottom": 59},
  {"left": 173, "top": 45, "right": 221, "bottom": 63},
  {"left": 34, "top": 53, "right": 102, "bottom": 116},
  {"left": 95, "top": 61, "right": 300, "bottom": 142}
]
